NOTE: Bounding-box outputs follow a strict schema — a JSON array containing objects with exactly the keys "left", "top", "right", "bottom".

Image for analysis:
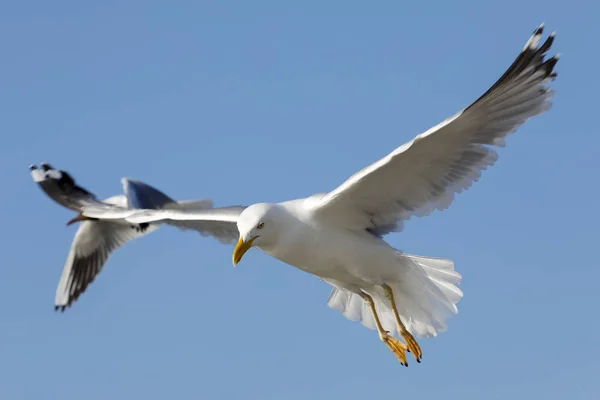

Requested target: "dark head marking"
[{"left": 41, "top": 162, "right": 53, "bottom": 171}]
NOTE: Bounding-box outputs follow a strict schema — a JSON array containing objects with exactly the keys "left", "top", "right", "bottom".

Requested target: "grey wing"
[
  {"left": 122, "top": 177, "right": 215, "bottom": 212},
  {"left": 121, "top": 178, "right": 175, "bottom": 209},
  {"left": 54, "top": 220, "right": 154, "bottom": 311},
  {"left": 162, "top": 219, "right": 241, "bottom": 244},
  {"left": 121, "top": 206, "right": 246, "bottom": 245}
]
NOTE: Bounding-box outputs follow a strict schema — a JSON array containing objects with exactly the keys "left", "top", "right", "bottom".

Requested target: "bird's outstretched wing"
[
  {"left": 122, "top": 178, "right": 175, "bottom": 209},
  {"left": 82, "top": 206, "right": 246, "bottom": 245},
  {"left": 54, "top": 220, "right": 153, "bottom": 311},
  {"left": 121, "top": 177, "right": 214, "bottom": 213},
  {"left": 308, "top": 25, "right": 558, "bottom": 236},
  {"left": 30, "top": 162, "right": 106, "bottom": 212}
]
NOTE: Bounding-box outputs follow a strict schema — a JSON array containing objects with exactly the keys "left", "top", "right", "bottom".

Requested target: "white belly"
[{"left": 258, "top": 223, "right": 398, "bottom": 287}]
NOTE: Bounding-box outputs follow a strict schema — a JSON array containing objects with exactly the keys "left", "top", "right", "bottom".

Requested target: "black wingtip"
[
  {"left": 537, "top": 33, "right": 555, "bottom": 55},
  {"left": 542, "top": 55, "right": 560, "bottom": 78},
  {"left": 522, "top": 24, "right": 547, "bottom": 53},
  {"left": 464, "top": 24, "right": 559, "bottom": 113},
  {"left": 525, "top": 25, "right": 559, "bottom": 72}
]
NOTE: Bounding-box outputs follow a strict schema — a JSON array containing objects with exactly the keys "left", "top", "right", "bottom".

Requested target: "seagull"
[
  {"left": 30, "top": 162, "right": 212, "bottom": 311},
  {"left": 79, "top": 25, "right": 559, "bottom": 366}
]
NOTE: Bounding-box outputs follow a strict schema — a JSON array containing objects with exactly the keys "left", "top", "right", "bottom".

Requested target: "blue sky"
[{"left": 1, "top": 1, "right": 598, "bottom": 399}]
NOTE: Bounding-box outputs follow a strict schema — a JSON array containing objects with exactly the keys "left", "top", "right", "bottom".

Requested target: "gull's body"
[
  {"left": 31, "top": 162, "right": 211, "bottom": 311},
  {"left": 236, "top": 201, "right": 460, "bottom": 338},
  {"left": 255, "top": 201, "right": 400, "bottom": 284},
  {"left": 80, "top": 25, "right": 559, "bottom": 365}
]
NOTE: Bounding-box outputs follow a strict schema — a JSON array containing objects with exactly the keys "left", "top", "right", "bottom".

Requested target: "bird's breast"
[{"left": 260, "top": 222, "right": 389, "bottom": 279}]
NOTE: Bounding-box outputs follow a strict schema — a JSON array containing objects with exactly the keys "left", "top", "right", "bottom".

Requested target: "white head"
[{"left": 232, "top": 203, "right": 284, "bottom": 266}]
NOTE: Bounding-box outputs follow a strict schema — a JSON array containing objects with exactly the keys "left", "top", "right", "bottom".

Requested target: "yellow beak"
[{"left": 232, "top": 236, "right": 258, "bottom": 266}]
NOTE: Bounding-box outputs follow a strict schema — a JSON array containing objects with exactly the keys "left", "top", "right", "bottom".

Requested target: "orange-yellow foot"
[
  {"left": 400, "top": 330, "right": 422, "bottom": 363},
  {"left": 382, "top": 283, "right": 423, "bottom": 363},
  {"left": 379, "top": 331, "right": 409, "bottom": 367}
]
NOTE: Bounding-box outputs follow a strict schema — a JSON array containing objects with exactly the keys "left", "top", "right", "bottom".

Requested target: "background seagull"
[
  {"left": 30, "top": 162, "right": 212, "bottom": 311},
  {"left": 79, "top": 25, "right": 558, "bottom": 366}
]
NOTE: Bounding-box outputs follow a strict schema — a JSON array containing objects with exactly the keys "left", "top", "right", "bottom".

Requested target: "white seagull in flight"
[
  {"left": 79, "top": 25, "right": 559, "bottom": 366},
  {"left": 31, "top": 162, "right": 211, "bottom": 311}
]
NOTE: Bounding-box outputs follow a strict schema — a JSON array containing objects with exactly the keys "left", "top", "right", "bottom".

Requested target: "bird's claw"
[
  {"left": 401, "top": 330, "right": 422, "bottom": 363},
  {"left": 380, "top": 333, "right": 409, "bottom": 367}
]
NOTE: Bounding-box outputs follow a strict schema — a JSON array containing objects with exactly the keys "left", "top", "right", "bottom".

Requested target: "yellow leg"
[
  {"left": 383, "top": 284, "right": 422, "bottom": 363},
  {"left": 360, "top": 291, "right": 409, "bottom": 367}
]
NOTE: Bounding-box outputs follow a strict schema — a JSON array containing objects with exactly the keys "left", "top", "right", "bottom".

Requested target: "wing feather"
[
  {"left": 122, "top": 178, "right": 175, "bottom": 209},
  {"left": 54, "top": 221, "right": 154, "bottom": 311},
  {"left": 82, "top": 206, "right": 246, "bottom": 245},
  {"left": 31, "top": 163, "right": 106, "bottom": 212},
  {"left": 309, "top": 25, "right": 558, "bottom": 236}
]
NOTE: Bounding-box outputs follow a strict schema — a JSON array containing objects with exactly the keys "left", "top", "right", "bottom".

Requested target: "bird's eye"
[{"left": 257, "top": 222, "right": 265, "bottom": 229}]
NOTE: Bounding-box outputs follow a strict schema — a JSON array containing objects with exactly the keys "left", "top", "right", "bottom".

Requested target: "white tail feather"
[
  {"left": 326, "top": 253, "right": 463, "bottom": 338},
  {"left": 326, "top": 287, "right": 396, "bottom": 333}
]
